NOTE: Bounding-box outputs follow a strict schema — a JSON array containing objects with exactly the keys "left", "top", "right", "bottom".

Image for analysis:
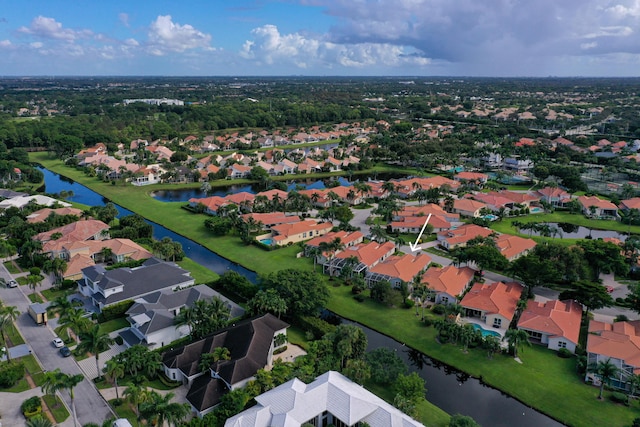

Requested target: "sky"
[{"left": 1, "top": 0, "right": 640, "bottom": 77}]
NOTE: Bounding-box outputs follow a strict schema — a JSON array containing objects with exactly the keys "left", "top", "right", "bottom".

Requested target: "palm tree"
[
  {"left": 26, "top": 273, "right": 43, "bottom": 296},
  {"left": 140, "top": 391, "right": 190, "bottom": 427},
  {"left": 43, "top": 369, "right": 84, "bottom": 427},
  {"left": 213, "top": 346, "right": 231, "bottom": 362},
  {"left": 58, "top": 307, "right": 91, "bottom": 343},
  {"left": 590, "top": 358, "right": 620, "bottom": 400},
  {"left": 49, "top": 295, "right": 75, "bottom": 318},
  {"left": 104, "top": 359, "right": 125, "bottom": 400},
  {"left": 26, "top": 416, "right": 54, "bottom": 427},
  {"left": 174, "top": 306, "right": 195, "bottom": 336},
  {"left": 0, "top": 304, "right": 19, "bottom": 362},
  {"left": 124, "top": 384, "right": 150, "bottom": 424},
  {"left": 503, "top": 329, "right": 530, "bottom": 359}
]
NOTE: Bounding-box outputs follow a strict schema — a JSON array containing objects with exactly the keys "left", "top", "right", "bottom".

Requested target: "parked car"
[
  {"left": 52, "top": 337, "right": 64, "bottom": 348},
  {"left": 59, "top": 346, "right": 72, "bottom": 357},
  {"left": 7, "top": 280, "right": 18, "bottom": 288}
]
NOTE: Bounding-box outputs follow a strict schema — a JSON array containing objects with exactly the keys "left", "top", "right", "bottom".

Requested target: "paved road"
[{"left": 0, "top": 260, "right": 115, "bottom": 426}]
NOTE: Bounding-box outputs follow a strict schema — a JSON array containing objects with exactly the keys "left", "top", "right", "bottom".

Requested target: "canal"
[{"left": 41, "top": 167, "right": 564, "bottom": 427}]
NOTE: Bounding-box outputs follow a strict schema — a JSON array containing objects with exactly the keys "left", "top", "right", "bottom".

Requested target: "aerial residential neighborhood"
[{"left": 3, "top": 76, "right": 640, "bottom": 427}]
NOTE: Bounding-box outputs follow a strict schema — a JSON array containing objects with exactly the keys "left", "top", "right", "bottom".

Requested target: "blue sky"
[{"left": 1, "top": 0, "right": 640, "bottom": 76}]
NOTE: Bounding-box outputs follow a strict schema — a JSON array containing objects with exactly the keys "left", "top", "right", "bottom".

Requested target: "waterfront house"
[
  {"left": 452, "top": 199, "right": 487, "bottom": 218},
  {"left": 517, "top": 299, "right": 582, "bottom": 353},
  {"left": 267, "top": 219, "right": 333, "bottom": 246},
  {"left": 365, "top": 253, "right": 432, "bottom": 288},
  {"left": 577, "top": 195, "right": 619, "bottom": 219},
  {"left": 460, "top": 281, "right": 524, "bottom": 330},
  {"left": 325, "top": 241, "right": 396, "bottom": 276},
  {"left": 436, "top": 224, "right": 494, "bottom": 250},
  {"left": 224, "top": 371, "right": 425, "bottom": 427},
  {"left": 420, "top": 265, "right": 476, "bottom": 305},
  {"left": 586, "top": 320, "right": 640, "bottom": 390}
]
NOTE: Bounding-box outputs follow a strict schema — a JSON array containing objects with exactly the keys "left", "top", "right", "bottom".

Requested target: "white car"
[
  {"left": 52, "top": 337, "right": 64, "bottom": 348},
  {"left": 7, "top": 280, "right": 18, "bottom": 288}
]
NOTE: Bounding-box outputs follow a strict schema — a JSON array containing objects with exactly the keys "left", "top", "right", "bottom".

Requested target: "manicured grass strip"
[
  {"left": 3, "top": 260, "right": 21, "bottom": 274},
  {"left": 326, "top": 284, "right": 640, "bottom": 427},
  {"left": 110, "top": 399, "right": 137, "bottom": 426},
  {"left": 98, "top": 318, "right": 129, "bottom": 334},
  {"left": 367, "top": 382, "right": 450, "bottom": 427},
  {"left": 177, "top": 257, "right": 219, "bottom": 284},
  {"left": 22, "top": 354, "right": 46, "bottom": 387},
  {"left": 3, "top": 378, "right": 29, "bottom": 392},
  {"left": 42, "top": 394, "right": 70, "bottom": 423},
  {"left": 28, "top": 293, "right": 44, "bottom": 303},
  {"left": 41, "top": 288, "right": 71, "bottom": 302},
  {"left": 6, "top": 321, "right": 25, "bottom": 346},
  {"left": 285, "top": 325, "right": 310, "bottom": 351},
  {"left": 491, "top": 212, "right": 640, "bottom": 235}
]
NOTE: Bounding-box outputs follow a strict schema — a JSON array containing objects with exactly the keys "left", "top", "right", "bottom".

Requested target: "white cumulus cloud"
[
  {"left": 18, "top": 16, "right": 91, "bottom": 41},
  {"left": 147, "top": 15, "right": 212, "bottom": 56},
  {"left": 241, "top": 24, "right": 430, "bottom": 70}
]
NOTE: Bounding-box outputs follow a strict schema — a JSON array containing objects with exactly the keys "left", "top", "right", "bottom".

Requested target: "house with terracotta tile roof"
[
  {"left": 452, "top": 199, "right": 487, "bottom": 218},
  {"left": 26, "top": 207, "right": 84, "bottom": 223},
  {"left": 189, "top": 196, "right": 228, "bottom": 215},
  {"left": 577, "top": 195, "right": 619, "bottom": 219},
  {"left": 620, "top": 197, "right": 640, "bottom": 211},
  {"left": 437, "top": 224, "right": 494, "bottom": 250},
  {"left": 365, "top": 253, "right": 431, "bottom": 288},
  {"left": 228, "top": 164, "right": 252, "bottom": 179},
  {"left": 298, "top": 189, "right": 332, "bottom": 208},
  {"left": 420, "top": 265, "right": 476, "bottom": 305},
  {"left": 454, "top": 172, "right": 489, "bottom": 186},
  {"left": 240, "top": 213, "right": 300, "bottom": 229},
  {"left": 471, "top": 192, "right": 514, "bottom": 211},
  {"left": 488, "top": 190, "right": 539, "bottom": 208},
  {"left": 35, "top": 219, "right": 110, "bottom": 245},
  {"left": 304, "top": 230, "right": 364, "bottom": 263},
  {"left": 325, "top": 241, "right": 396, "bottom": 276},
  {"left": 390, "top": 214, "right": 451, "bottom": 234},
  {"left": 586, "top": 320, "right": 640, "bottom": 390},
  {"left": 517, "top": 299, "right": 582, "bottom": 353},
  {"left": 535, "top": 187, "right": 572, "bottom": 208},
  {"left": 396, "top": 204, "right": 460, "bottom": 223},
  {"left": 267, "top": 219, "right": 332, "bottom": 246},
  {"left": 494, "top": 234, "right": 536, "bottom": 261},
  {"left": 460, "top": 281, "right": 524, "bottom": 330}
]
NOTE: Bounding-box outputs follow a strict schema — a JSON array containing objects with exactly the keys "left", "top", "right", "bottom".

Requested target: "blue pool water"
[
  {"left": 471, "top": 323, "right": 502, "bottom": 338},
  {"left": 483, "top": 214, "right": 498, "bottom": 221},
  {"left": 530, "top": 207, "right": 544, "bottom": 213},
  {"left": 260, "top": 238, "right": 273, "bottom": 246}
]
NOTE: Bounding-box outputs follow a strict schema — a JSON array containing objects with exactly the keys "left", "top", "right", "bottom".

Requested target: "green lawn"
[
  {"left": 326, "top": 284, "right": 640, "bottom": 427},
  {"left": 41, "top": 288, "right": 71, "bottom": 302},
  {"left": 3, "top": 260, "right": 22, "bottom": 274},
  {"left": 98, "top": 318, "right": 129, "bottom": 334},
  {"left": 42, "top": 394, "right": 70, "bottom": 423},
  {"left": 28, "top": 293, "right": 44, "bottom": 303},
  {"left": 22, "top": 354, "right": 45, "bottom": 387},
  {"left": 110, "top": 399, "right": 137, "bottom": 426},
  {"left": 6, "top": 321, "right": 25, "bottom": 346},
  {"left": 366, "top": 382, "right": 450, "bottom": 427},
  {"left": 177, "top": 257, "right": 219, "bottom": 284},
  {"left": 492, "top": 212, "right": 640, "bottom": 235}
]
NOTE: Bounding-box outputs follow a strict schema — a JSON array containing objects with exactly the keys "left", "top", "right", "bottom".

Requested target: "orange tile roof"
[
  {"left": 517, "top": 299, "right": 582, "bottom": 344},
  {"left": 621, "top": 198, "right": 640, "bottom": 210},
  {"left": 367, "top": 253, "right": 431, "bottom": 282},
  {"left": 438, "top": 224, "right": 493, "bottom": 246},
  {"left": 241, "top": 212, "right": 300, "bottom": 226},
  {"left": 272, "top": 220, "right": 332, "bottom": 239},
  {"left": 488, "top": 190, "right": 538, "bottom": 204},
  {"left": 63, "top": 253, "right": 95, "bottom": 278},
  {"left": 26, "top": 207, "right": 84, "bottom": 223},
  {"left": 460, "top": 281, "right": 524, "bottom": 321},
  {"left": 335, "top": 241, "right": 396, "bottom": 267},
  {"left": 225, "top": 192, "right": 255, "bottom": 205},
  {"left": 494, "top": 234, "right": 536, "bottom": 259},
  {"left": 35, "top": 219, "right": 110, "bottom": 243},
  {"left": 453, "top": 198, "right": 487, "bottom": 213},
  {"left": 577, "top": 195, "right": 617, "bottom": 210},
  {"left": 391, "top": 215, "right": 450, "bottom": 231},
  {"left": 454, "top": 172, "right": 488, "bottom": 181},
  {"left": 305, "top": 230, "right": 364, "bottom": 248},
  {"left": 472, "top": 193, "right": 513, "bottom": 207},
  {"left": 256, "top": 189, "right": 289, "bottom": 201},
  {"left": 400, "top": 204, "right": 460, "bottom": 221},
  {"left": 421, "top": 265, "right": 476, "bottom": 297},
  {"left": 587, "top": 320, "right": 640, "bottom": 367}
]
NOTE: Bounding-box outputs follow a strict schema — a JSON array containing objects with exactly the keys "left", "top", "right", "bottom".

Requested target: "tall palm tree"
[
  {"left": 174, "top": 305, "right": 195, "bottom": 336},
  {"left": 590, "top": 358, "right": 620, "bottom": 400},
  {"left": 48, "top": 295, "right": 75, "bottom": 318},
  {"left": 123, "top": 384, "right": 150, "bottom": 424},
  {"left": 58, "top": 307, "right": 91, "bottom": 343},
  {"left": 26, "top": 273, "right": 43, "bottom": 296},
  {"left": 140, "top": 391, "right": 190, "bottom": 427},
  {"left": 104, "top": 359, "right": 125, "bottom": 400},
  {"left": 43, "top": 369, "right": 84, "bottom": 427},
  {"left": 213, "top": 346, "right": 231, "bottom": 362},
  {"left": 503, "top": 329, "right": 530, "bottom": 359},
  {"left": 0, "top": 304, "right": 19, "bottom": 362}
]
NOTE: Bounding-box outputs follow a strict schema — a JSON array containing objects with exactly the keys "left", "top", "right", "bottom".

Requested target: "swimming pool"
[
  {"left": 260, "top": 238, "right": 273, "bottom": 246},
  {"left": 483, "top": 214, "right": 498, "bottom": 221},
  {"left": 470, "top": 323, "right": 502, "bottom": 338},
  {"left": 530, "top": 207, "right": 544, "bottom": 213}
]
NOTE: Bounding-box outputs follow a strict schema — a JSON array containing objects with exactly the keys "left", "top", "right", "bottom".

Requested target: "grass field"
[{"left": 42, "top": 394, "right": 70, "bottom": 423}]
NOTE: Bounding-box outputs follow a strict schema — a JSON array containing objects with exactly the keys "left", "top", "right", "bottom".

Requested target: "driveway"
[{"left": 0, "top": 260, "right": 115, "bottom": 426}]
